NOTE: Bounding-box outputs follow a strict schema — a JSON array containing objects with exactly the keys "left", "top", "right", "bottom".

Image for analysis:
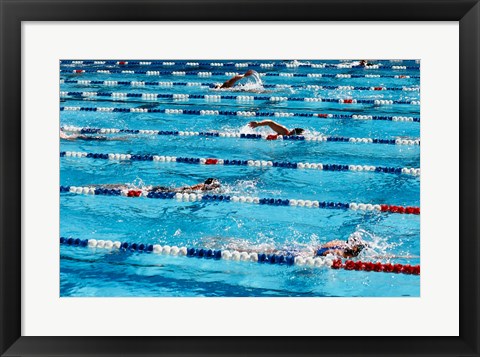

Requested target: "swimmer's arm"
[
  {"left": 323, "top": 240, "right": 345, "bottom": 248},
  {"left": 60, "top": 132, "right": 77, "bottom": 140},
  {"left": 220, "top": 74, "right": 244, "bottom": 89},
  {"left": 190, "top": 184, "right": 206, "bottom": 191},
  {"left": 249, "top": 120, "right": 290, "bottom": 136},
  {"left": 178, "top": 184, "right": 204, "bottom": 192}
]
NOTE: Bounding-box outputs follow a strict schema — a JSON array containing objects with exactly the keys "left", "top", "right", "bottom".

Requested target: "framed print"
[{"left": 1, "top": 0, "right": 479, "bottom": 356}]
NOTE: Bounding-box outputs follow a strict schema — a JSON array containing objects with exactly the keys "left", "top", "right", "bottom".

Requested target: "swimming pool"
[{"left": 59, "top": 60, "right": 420, "bottom": 297}]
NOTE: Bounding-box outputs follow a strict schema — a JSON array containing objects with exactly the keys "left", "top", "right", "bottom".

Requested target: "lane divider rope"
[
  {"left": 60, "top": 106, "right": 421, "bottom": 122},
  {"left": 59, "top": 187, "right": 420, "bottom": 214},
  {"left": 330, "top": 259, "right": 420, "bottom": 274},
  {"left": 60, "top": 90, "right": 420, "bottom": 106},
  {"left": 61, "top": 125, "right": 421, "bottom": 146},
  {"left": 60, "top": 151, "right": 421, "bottom": 177},
  {"left": 59, "top": 237, "right": 420, "bottom": 274},
  {"left": 61, "top": 79, "right": 420, "bottom": 92},
  {"left": 60, "top": 69, "right": 420, "bottom": 79},
  {"left": 59, "top": 60, "right": 420, "bottom": 70}
]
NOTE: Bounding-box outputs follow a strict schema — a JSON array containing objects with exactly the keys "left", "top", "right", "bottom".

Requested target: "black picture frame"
[{"left": 1, "top": 0, "right": 479, "bottom": 356}]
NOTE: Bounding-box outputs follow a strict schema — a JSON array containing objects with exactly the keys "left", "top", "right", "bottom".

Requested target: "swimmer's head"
[
  {"left": 289, "top": 128, "right": 305, "bottom": 136},
  {"left": 344, "top": 245, "right": 365, "bottom": 257},
  {"left": 345, "top": 232, "right": 367, "bottom": 255},
  {"left": 204, "top": 178, "right": 221, "bottom": 189}
]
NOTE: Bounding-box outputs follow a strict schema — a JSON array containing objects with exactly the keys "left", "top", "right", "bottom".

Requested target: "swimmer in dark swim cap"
[
  {"left": 164, "top": 178, "right": 221, "bottom": 192},
  {"left": 93, "top": 178, "right": 221, "bottom": 194},
  {"left": 316, "top": 232, "right": 367, "bottom": 258},
  {"left": 248, "top": 120, "right": 304, "bottom": 137}
]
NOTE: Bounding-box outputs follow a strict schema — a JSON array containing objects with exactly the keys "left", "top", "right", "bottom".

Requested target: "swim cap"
[
  {"left": 346, "top": 232, "right": 365, "bottom": 247},
  {"left": 290, "top": 128, "right": 304, "bottom": 135}
]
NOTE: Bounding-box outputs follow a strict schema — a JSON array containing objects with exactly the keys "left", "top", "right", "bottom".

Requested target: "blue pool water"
[{"left": 60, "top": 60, "right": 420, "bottom": 297}]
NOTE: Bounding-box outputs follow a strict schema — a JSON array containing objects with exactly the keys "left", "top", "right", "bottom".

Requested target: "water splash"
[
  {"left": 350, "top": 228, "right": 417, "bottom": 263},
  {"left": 221, "top": 179, "right": 260, "bottom": 196},
  {"left": 247, "top": 70, "right": 263, "bottom": 85},
  {"left": 284, "top": 60, "right": 311, "bottom": 66},
  {"left": 212, "top": 70, "right": 265, "bottom": 93},
  {"left": 131, "top": 177, "right": 148, "bottom": 189}
]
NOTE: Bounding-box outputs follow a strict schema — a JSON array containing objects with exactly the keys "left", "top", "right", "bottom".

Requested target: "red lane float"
[
  {"left": 380, "top": 204, "right": 420, "bottom": 215},
  {"left": 205, "top": 158, "right": 218, "bottom": 165},
  {"left": 127, "top": 190, "right": 142, "bottom": 197},
  {"left": 331, "top": 259, "right": 420, "bottom": 275},
  {"left": 266, "top": 134, "right": 279, "bottom": 141}
]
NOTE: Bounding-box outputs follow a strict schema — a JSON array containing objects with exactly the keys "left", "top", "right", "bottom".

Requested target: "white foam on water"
[{"left": 221, "top": 179, "right": 261, "bottom": 196}]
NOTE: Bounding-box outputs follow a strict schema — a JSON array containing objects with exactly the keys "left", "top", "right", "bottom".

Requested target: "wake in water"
[{"left": 219, "top": 178, "right": 282, "bottom": 198}]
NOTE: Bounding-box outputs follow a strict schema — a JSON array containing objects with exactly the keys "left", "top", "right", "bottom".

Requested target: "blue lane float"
[
  {"left": 60, "top": 90, "right": 420, "bottom": 106},
  {"left": 59, "top": 151, "right": 421, "bottom": 177},
  {"left": 59, "top": 236, "right": 333, "bottom": 268},
  {"left": 60, "top": 106, "right": 421, "bottom": 122},
  {"left": 59, "top": 59, "right": 420, "bottom": 70},
  {"left": 60, "top": 125, "right": 421, "bottom": 146},
  {"left": 60, "top": 79, "right": 420, "bottom": 92},
  {"left": 59, "top": 185, "right": 421, "bottom": 215},
  {"left": 58, "top": 59, "right": 421, "bottom": 69},
  {"left": 59, "top": 236, "right": 421, "bottom": 274},
  {"left": 61, "top": 68, "right": 420, "bottom": 80}
]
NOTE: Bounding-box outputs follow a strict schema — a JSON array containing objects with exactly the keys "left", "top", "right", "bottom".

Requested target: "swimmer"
[
  {"left": 200, "top": 235, "right": 362, "bottom": 259},
  {"left": 316, "top": 232, "right": 367, "bottom": 258},
  {"left": 214, "top": 70, "right": 256, "bottom": 89},
  {"left": 93, "top": 178, "right": 221, "bottom": 193},
  {"left": 150, "top": 177, "right": 221, "bottom": 193},
  {"left": 248, "top": 120, "right": 304, "bottom": 136},
  {"left": 201, "top": 232, "right": 417, "bottom": 261},
  {"left": 60, "top": 129, "right": 127, "bottom": 141},
  {"left": 359, "top": 60, "right": 369, "bottom": 67},
  {"left": 342, "top": 60, "right": 374, "bottom": 68},
  {"left": 359, "top": 60, "right": 377, "bottom": 67}
]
